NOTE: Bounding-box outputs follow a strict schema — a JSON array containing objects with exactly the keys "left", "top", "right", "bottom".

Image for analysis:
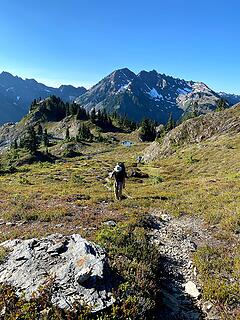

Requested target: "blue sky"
[{"left": 0, "top": 0, "right": 240, "bottom": 93}]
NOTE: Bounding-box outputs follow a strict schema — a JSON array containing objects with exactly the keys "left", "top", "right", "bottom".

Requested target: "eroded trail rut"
[{"left": 149, "top": 211, "right": 219, "bottom": 320}]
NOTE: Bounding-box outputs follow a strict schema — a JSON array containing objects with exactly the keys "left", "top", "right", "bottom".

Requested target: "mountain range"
[
  {"left": 76, "top": 68, "right": 237, "bottom": 123},
  {"left": 0, "top": 71, "right": 86, "bottom": 124},
  {"left": 1, "top": 69, "right": 240, "bottom": 125}
]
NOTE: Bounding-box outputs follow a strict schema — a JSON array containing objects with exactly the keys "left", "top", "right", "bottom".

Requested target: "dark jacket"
[
  {"left": 111, "top": 163, "right": 127, "bottom": 183},
  {"left": 113, "top": 170, "right": 127, "bottom": 183}
]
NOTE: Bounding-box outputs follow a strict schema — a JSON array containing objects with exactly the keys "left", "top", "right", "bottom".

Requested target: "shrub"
[
  {"left": 0, "top": 248, "right": 8, "bottom": 264},
  {"left": 96, "top": 216, "right": 161, "bottom": 319},
  {"left": 194, "top": 246, "right": 240, "bottom": 305},
  {"left": 152, "top": 176, "right": 164, "bottom": 184}
]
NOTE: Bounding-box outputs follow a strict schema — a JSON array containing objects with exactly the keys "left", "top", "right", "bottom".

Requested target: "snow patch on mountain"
[
  {"left": 118, "top": 83, "right": 131, "bottom": 92},
  {"left": 148, "top": 88, "right": 163, "bottom": 100},
  {"left": 177, "top": 88, "right": 192, "bottom": 95},
  {"left": 6, "top": 87, "right": 14, "bottom": 92}
]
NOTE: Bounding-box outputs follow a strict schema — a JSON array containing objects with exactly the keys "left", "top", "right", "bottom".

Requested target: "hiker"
[
  {"left": 136, "top": 155, "right": 143, "bottom": 164},
  {"left": 110, "top": 162, "right": 127, "bottom": 200}
]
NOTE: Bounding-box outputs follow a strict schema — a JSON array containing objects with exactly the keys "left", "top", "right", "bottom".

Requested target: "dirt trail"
[{"left": 149, "top": 211, "right": 220, "bottom": 320}]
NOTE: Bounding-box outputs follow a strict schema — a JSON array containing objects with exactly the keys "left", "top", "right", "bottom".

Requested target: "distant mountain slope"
[
  {"left": 75, "top": 68, "right": 224, "bottom": 124},
  {"left": 144, "top": 104, "right": 240, "bottom": 161},
  {"left": 218, "top": 92, "right": 240, "bottom": 106},
  {"left": 0, "top": 71, "right": 86, "bottom": 124},
  {"left": 1, "top": 69, "right": 239, "bottom": 126}
]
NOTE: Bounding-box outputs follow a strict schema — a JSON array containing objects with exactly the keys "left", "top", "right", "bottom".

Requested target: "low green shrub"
[
  {"left": 0, "top": 248, "right": 8, "bottom": 264},
  {"left": 194, "top": 245, "right": 240, "bottom": 306},
  {"left": 96, "top": 216, "right": 161, "bottom": 319},
  {"left": 152, "top": 175, "right": 164, "bottom": 184}
]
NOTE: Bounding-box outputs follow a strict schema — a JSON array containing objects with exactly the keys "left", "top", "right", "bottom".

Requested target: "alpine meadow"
[{"left": 0, "top": 1, "right": 239, "bottom": 319}]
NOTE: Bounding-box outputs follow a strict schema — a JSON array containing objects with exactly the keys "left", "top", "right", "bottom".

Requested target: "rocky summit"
[
  {"left": 0, "top": 234, "right": 114, "bottom": 312},
  {"left": 75, "top": 68, "right": 240, "bottom": 124}
]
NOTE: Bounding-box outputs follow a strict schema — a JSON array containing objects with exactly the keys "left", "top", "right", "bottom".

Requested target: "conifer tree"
[
  {"left": 43, "top": 129, "right": 49, "bottom": 147},
  {"left": 216, "top": 98, "right": 227, "bottom": 111},
  {"left": 192, "top": 102, "right": 198, "bottom": 117},
  {"left": 37, "top": 124, "right": 43, "bottom": 137},
  {"left": 76, "top": 107, "right": 88, "bottom": 120},
  {"left": 11, "top": 139, "right": 18, "bottom": 150},
  {"left": 65, "top": 103, "right": 70, "bottom": 117},
  {"left": 165, "top": 113, "right": 175, "bottom": 132},
  {"left": 76, "top": 124, "right": 93, "bottom": 141},
  {"left": 90, "top": 108, "right": 96, "bottom": 123},
  {"left": 139, "top": 119, "right": 156, "bottom": 141},
  {"left": 65, "top": 128, "right": 70, "bottom": 141},
  {"left": 23, "top": 127, "right": 39, "bottom": 154}
]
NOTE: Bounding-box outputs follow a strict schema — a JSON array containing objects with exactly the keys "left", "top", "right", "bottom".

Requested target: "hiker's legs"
[
  {"left": 118, "top": 182, "right": 123, "bottom": 200},
  {"left": 114, "top": 181, "right": 123, "bottom": 200},
  {"left": 114, "top": 182, "right": 119, "bottom": 200}
]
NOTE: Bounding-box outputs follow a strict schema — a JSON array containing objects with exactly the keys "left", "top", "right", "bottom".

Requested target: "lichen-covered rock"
[{"left": 0, "top": 234, "right": 114, "bottom": 312}]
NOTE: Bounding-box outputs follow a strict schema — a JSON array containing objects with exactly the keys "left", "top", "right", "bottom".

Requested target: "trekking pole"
[{"left": 122, "top": 188, "right": 133, "bottom": 199}]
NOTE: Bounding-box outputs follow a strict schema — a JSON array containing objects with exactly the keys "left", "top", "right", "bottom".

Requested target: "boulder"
[
  {"left": 184, "top": 281, "right": 201, "bottom": 299},
  {"left": 130, "top": 169, "right": 149, "bottom": 178},
  {"left": 103, "top": 220, "right": 117, "bottom": 227},
  {"left": 0, "top": 234, "right": 114, "bottom": 312}
]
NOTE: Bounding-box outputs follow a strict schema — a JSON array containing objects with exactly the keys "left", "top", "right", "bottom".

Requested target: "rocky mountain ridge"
[
  {"left": 75, "top": 68, "right": 239, "bottom": 123},
  {"left": 1, "top": 69, "right": 240, "bottom": 126},
  {"left": 219, "top": 91, "right": 240, "bottom": 106},
  {"left": 0, "top": 71, "right": 86, "bottom": 124}
]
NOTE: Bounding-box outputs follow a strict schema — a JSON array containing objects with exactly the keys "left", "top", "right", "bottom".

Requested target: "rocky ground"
[
  {"left": 149, "top": 211, "right": 221, "bottom": 320},
  {"left": 0, "top": 206, "right": 234, "bottom": 319}
]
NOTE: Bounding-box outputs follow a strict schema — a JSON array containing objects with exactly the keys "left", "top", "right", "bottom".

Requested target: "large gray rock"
[{"left": 0, "top": 234, "right": 114, "bottom": 312}]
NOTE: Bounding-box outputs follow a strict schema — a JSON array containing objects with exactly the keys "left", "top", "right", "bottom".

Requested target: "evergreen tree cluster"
[
  {"left": 76, "top": 124, "right": 93, "bottom": 142},
  {"left": 165, "top": 113, "right": 175, "bottom": 132},
  {"left": 111, "top": 111, "right": 137, "bottom": 131},
  {"left": 27, "top": 96, "right": 180, "bottom": 145},
  {"left": 30, "top": 96, "right": 88, "bottom": 122},
  {"left": 89, "top": 108, "right": 112, "bottom": 128},
  {"left": 66, "top": 102, "right": 89, "bottom": 120},
  {"left": 138, "top": 113, "right": 177, "bottom": 142},
  {"left": 13, "top": 124, "right": 49, "bottom": 154},
  {"left": 139, "top": 119, "right": 157, "bottom": 142},
  {"left": 30, "top": 96, "right": 66, "bottom": 121},
  {"left": 30, "top": 96, "right": 138, "bottom": 132},
  {"left": 19, "top": 126, "right": 39, "bottom": 154}
]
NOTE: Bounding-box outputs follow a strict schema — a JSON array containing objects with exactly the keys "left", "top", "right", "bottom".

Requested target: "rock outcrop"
[{"left": 0, "top": 234, "right": 114, "bottom": 312}]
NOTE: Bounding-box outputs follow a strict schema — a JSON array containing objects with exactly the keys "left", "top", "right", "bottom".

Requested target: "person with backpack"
[{"left": 110, "top": 162, "right": 127, "bottom": 200}]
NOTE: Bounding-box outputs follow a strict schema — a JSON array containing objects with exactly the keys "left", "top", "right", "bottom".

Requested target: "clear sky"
[{"left": 0, "top": 0, "right": 240, "bottom": 93}]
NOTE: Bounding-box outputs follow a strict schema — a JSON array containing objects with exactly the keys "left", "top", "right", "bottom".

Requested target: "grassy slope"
[{"left": 0, "top": 127, "right": 239, "bottom": 318}]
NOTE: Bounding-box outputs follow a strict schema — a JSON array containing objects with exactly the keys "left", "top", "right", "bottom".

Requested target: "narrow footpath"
[{"left": 150, "top": 211, "right": 220, "bottom": 320}]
